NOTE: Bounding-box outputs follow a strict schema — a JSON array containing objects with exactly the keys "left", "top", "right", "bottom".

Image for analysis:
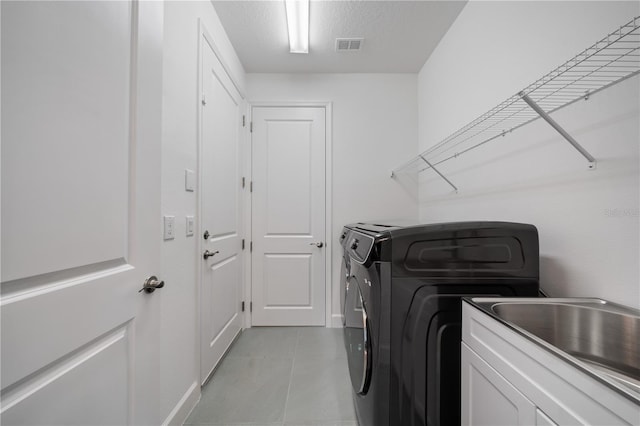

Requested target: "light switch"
[
  {"left": 164, "top": 215, "right": 175, "bottom": 240},
  {"left": 186, "top": 216, "right": 194, "bottom": 237},
  {"left": 185, "top": 169, "right": 195, "bottom": 192}
]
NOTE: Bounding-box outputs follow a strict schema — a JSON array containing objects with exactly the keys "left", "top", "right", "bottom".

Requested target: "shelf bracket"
[
  {"left": 420, "top": 155, "right": 458, "bottom": 193},
  {"left": 520, "top": 92, "right": 597, "bottom": 170}
]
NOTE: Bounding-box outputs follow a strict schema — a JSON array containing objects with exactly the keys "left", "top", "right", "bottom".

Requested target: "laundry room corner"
[{"left": 416, "top": 1, "right": 640, "bottom": 308}]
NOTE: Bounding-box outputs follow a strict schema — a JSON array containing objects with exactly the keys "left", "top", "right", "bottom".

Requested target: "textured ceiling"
[{"left": 212, "top": 0, "right": 467, "bottom": 73}]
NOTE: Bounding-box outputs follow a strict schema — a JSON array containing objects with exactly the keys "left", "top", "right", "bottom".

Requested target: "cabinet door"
[{"left": 462, "top": 343, "right": 536, "bottom": 426}]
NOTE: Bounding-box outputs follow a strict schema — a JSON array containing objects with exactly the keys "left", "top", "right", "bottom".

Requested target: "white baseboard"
[
  {"left": 331, "top": 314, "right": 344, "bottom": 328},
  {"left": 162, "top": 380, "right": 200, "bottom": 426}
]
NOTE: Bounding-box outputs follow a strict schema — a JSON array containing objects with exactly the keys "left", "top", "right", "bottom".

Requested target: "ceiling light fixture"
[{"left": 285, "top": 0, "right": 309, "bottom": 54}]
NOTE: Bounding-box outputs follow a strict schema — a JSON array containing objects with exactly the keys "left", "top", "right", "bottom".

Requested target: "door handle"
[
  {"left": 203, "top": 250, "right": 219, "bottom": 259},
  {"left": 309, "top": 242, "right": 324, "bottom": 248},
  {"left": 139, "top": 276, "right": 165, "bottom": 293}
]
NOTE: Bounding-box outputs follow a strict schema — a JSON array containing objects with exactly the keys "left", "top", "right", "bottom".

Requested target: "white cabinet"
[
  {"left": 462, "top": 343, "right": 561, "bottom": 426},
  {"left": 461, "top": 342, "right": 536, "bottom": 425},
  {"left": 461, "top": 301, "right": 640, "bottom": 426}
]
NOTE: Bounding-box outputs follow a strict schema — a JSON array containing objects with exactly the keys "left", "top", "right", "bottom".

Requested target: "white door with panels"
[
  {"left": 199, "top": 30, "right": 243, "bottom": 384},
  {"left": 1, "top": 1, "right": 163, "bottom": 425},
  {"left": 251, "top": 107, "right": 326, "bottom": 326}
]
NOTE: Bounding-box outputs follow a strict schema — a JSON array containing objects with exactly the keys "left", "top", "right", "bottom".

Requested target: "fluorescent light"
[{"left": 285, "top": 0, "right": 309, "bottom": 54}]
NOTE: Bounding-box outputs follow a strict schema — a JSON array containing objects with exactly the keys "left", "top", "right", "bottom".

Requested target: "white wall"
[
  {"left": 417, "top": 1, "right": 639, "bottom": 307},
  {"left": 247, "top": 74, "right": 419, "bottom": 325},
  {"left": 160, "top": 1, "right": 246, "bottom": 423}
]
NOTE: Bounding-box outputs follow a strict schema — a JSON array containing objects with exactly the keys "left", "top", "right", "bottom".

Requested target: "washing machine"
[{"left": 341, "top": 222, "right": 540, "bottom": 426}]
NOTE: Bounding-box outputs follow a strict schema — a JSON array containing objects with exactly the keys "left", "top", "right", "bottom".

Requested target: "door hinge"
[
  {"left": 242, "top": 239, "right": 245, "bottom": 250},
  {"left": 250, "top": 181, "right": 253, "bottom": 192},
  {"left": 242, "top": 115, "right": 246, "bottom": 127},
  {"left": 250, "top": 121, "right": 253, "bottom": 133},
  {"left": 242, "top": 177, "right": 245, "bottom": 188},
  {"left": 242, "top": 301, "right": 245, "bottom": 312},
  {"left": 250, "top": 302, "right": 253, "bottom": 312},
  {"left": 250, "top": 241, "right": 253, "bottom": 252},
  {"left": 201, "top": 94, "right": 206, "bottom": 106}
]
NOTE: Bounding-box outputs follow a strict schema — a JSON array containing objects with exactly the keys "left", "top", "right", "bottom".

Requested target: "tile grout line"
[{"left": 280, "top": 328, "right": 301, "bottom": 426}]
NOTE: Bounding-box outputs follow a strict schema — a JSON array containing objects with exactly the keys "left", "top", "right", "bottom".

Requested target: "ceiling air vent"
[{"left": 336, "top": 38, "right": 364, "bottom": 52}]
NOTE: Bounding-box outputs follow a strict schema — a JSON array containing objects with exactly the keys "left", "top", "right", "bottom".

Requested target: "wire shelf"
[{"left": 392, "top": 16, "right": 640, "bottom": 184}]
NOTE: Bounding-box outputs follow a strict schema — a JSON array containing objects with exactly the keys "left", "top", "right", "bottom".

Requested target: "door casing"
[{"left": 246, "top": 101, "right": 333, "bottom": 328}]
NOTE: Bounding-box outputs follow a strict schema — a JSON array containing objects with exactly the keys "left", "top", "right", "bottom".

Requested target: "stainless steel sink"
[{"left": 469, "top": 298, "right": 640, "bottom": 401}]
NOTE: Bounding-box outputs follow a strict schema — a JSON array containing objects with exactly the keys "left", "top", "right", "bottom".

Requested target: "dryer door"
[{"left": 344, "top": 278, "right": 372, "bottom": 395}]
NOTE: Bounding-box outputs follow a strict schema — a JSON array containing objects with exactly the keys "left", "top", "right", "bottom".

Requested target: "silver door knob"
[
  {"left": 310, "top": 242, "right": 324, "bottom": 248},
  {"left": 203, "top": 250, "right": 219, "bottom": 259},
  {"left": 139, "top": 276, "right": 165, "bottom": 293}
]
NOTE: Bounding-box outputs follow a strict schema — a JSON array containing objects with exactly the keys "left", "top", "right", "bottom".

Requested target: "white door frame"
[
  {"left": 196, "top": 20, "right": 248, "bottom": 382},
  {"left": 246, "top": 101, "right": 333, "bottom": 328}
]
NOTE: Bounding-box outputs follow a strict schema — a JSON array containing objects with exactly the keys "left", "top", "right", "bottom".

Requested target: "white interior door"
[
  {"left": 1, "top": 1, "right": 163, "bottom": 424},
  {"left": 251, "top": 106, "right": 326, "bottom": 326},
  {"left": 199, "top": 30, "right": 243, "bottom": 384}
]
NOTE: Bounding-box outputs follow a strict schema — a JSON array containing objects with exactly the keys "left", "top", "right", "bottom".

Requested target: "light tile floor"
[{"left": 185, "top": 327, "right": 357, "bottom": 426}]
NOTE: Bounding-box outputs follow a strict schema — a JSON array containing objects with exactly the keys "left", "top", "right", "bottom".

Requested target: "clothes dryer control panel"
[{"left": 346, "top": 233, "right": 375, "bottom": 265}]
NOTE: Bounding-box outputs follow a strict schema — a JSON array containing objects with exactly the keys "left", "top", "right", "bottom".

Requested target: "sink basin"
[{"left": 469, "top": 298, "right": 640, "bottom": 401}]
